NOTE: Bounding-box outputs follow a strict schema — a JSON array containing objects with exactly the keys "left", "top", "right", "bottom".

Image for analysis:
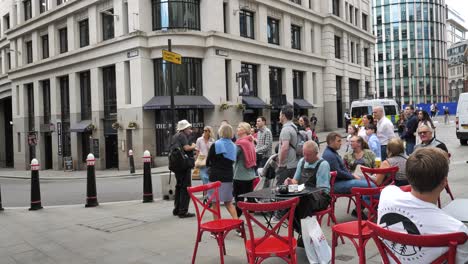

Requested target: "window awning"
[
  {"left": 294, "top": 99, "right": 315, "bottom": 109},
  {"left": 70, "top": 120, "right": 92, "bottom": 133},
  {"left": 143, "top": 96, "right": 214, "bottom": 110},
  {"left": 242, "top": 96, "right": 267, "bottom": 109}
]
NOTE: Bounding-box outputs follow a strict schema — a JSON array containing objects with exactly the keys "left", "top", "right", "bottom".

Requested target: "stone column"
[
  {"left": 0, "top": 49, "right": 6, "bottom": 75},
  {"left": 113, "top": 0, "right": 125, "bottom": 37},
  {"left": 32, "top": 0, "right": 40, "bottom": 18},
  {"left": 88, "top": 5, "right": 98, "bottom": 45},
  {"left": 284, "top": 68, "right": 293, "bottom": 105},
  {"left": 304, "top": 21, "right": 312, "bottom": 53},
  {"left": 66, "top": 15, "right": 76, "bottom": 51},
  {"left": 257, "top": 5, "right": 267, "bottom": 43},
  {"left": 31, "top": 31, "right": 39, "bottom": 63},
  {"left": 227, "top": 0, "right": 240, "bottom": 36},
  {"left": 281, "top": 14, "right": 291, "bottom": 49},
  {"left": 90, "top": 67, "right": 105, "bottom": 170},
  {"left": 10, "top": 3, "right": 17, "bottom": 28},
  {"left": 313, "top": 24, "right": 322, "bottom": 55},
  {"left": 16, "top": 37, "right": 24, "bottom": 68},
  {"left": 0, "top": 103, "right": 5, "bottom": 167},
  {"left": 68, "top": 73, "right": 81, "bottom": 170},
  {"left": 47, "top": 24, "right": 56, "bottom": 57},
  {"left": 49, "top": 77, "right": 61, "bottom": 170},
  {"left": 127, "top": 0, "right": 152, "bottom": 33},
  {"left": 200, "top": 0, "right": 223, "bottom": 32}
]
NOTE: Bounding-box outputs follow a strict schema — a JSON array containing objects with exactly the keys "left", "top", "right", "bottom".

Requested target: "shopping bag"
[
  {"left": 301, "top": 216, "right": 332, "bottom": 264},
  {"left": 192, "top": 167, "right": 200, "bottom": 180}
]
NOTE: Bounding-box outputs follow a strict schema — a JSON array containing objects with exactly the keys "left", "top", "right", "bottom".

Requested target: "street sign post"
[{"left": 162, "top": 40, "right": 182, "bottom": 135}]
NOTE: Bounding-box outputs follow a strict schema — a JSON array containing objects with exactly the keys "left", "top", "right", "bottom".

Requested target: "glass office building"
[{"left": 373, "top": 0, "right": 448, "bottom": 105}]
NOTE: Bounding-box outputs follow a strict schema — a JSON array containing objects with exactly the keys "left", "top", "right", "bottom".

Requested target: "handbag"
[
  {"left": 192, "top": 167, "right": 200, "bottom": 180},
  {"left": 194, "top": 154, "right": 206, "bottom": 168},
  {"left": 301, "top": 216, "right": 332, "bottom": 264}
]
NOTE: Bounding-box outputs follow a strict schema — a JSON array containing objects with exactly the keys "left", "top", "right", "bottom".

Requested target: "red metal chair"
[
  {"left": 399, "top": 185, "right": 412, "bottom": 192},
  {"left": 238, "top": 197, "right": 299, "bottom": 264},
  {"left": 187, "top": 181, "right": 246, "bottom": 264},
  {"left": 438, "top": 184, "right": 455, "bottom": 208},
  {"left": 360, "top": 166, "right": 399, "bottom": 187},
  {"left": 367, "top": 221, "right": 467, "bottom": 264},
  {"left": 329, "top": 170, "right": 358, "bottom": 217},
  {"left": 331, "top": 187, "right": 382, "bottom": 264},
  {"left": 314, "top": 171, "right": 339, "bottom": 227}
]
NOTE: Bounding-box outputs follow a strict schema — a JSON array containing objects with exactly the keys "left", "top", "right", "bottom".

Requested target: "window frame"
[
  {"left": 59, "top": 27, "right": 68, "bottom": 53},
  {"left": 240, "top": 62, "right": 258, "bottom": 97},
  {"left": 292, "top": 70, "right": 304, "bottom": 99},
  {"left": 239, "top": 9, "right": 255, "bottom": 39},
  {"left": 39, "top": 0, "right": 48, "bottom": 14},
  {"left": 102, "top": 65, "right": 117, "bottom": 120},
  {"left": 102, "top": 9, "right": 115, "bottom": 41},
  {"left": 267, "top": 17, "right": 280, "bottom": 45},
  {"left": 26, "top": 40, "right": 33, "bottom": 64},
  {"left": 24, "top": 0, "right": 32, "bottom": 21},
  {"left": 79, "top": 19, "right": 90, "bottom": 47},
  {"left": 334, "top": 35, "right": 341, "bottom": 59},
  {"left": 79, "top": 71, "right": 92, "bottom": 120},
  {"left": 153, "top": 57, "right": 203, "bottom": 96},
  {"left": 291, "top": 24, "right": 301, "bottom": 50},
  {"left": 41, "top": 35, "right": 49, "bottom": 59},
  {"left": 151, "top": 0, "right": 201, "bottom": 31},
  {"left": 332, "top": 0, "right": 340, "bottom": 17}
]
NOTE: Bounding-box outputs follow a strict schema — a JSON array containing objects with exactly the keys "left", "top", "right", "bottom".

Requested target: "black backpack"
[{"left": 168, "top": 134, "right": 194, "bottom": 172}]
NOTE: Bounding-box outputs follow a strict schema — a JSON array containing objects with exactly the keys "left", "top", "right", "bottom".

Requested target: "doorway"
[
  {"left": 44, "top": 133, "right": 53, "bottom": 169},
  {"left": 105, "top": 135, "right": 118, "bottom": 169}
]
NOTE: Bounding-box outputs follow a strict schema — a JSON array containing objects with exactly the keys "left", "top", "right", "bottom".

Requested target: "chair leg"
[
  {"left": 346, "top": 198, "right": 352, "bottom": 213},
  {"left": 358, "top": 244, "right": 366, "bottom": 264},
  {"left": 445, "top": 185, "right": 455, "bottom": 200},
  {"left": 331, "top": 232, "right": 337, "bottom": 264},
  {"left": 192, "top": 231, "right": 202, "bottom": 264},
  {"left": 217, "top": 235, "right": 225, "bottom": 264},
  {"left": 437, "top": 196, "right": 442, "bottom": 209}
]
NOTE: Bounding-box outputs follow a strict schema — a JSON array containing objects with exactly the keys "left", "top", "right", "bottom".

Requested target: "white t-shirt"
[
  {"left": 376, "top": 117, "right": 396, "bottom": 145},
  {"left": 378, "top": 185, "right": 468, "bottom": 264}
]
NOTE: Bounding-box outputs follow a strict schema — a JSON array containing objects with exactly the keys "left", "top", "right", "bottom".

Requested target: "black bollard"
[
  {"left": 29, "top": 159, "right": 43, "bottom": 211},
  {"left": 0, "top": 184, "right": 4, "bottom": 211},
  {"left": 85, "top": 154, "right": 99, "bottom": 207},
  {"left": 142, "top": 150, "right": 154, "bottom": 203},
  {"left": 129, "top": 149, "right": 135, "bottom": 174}
]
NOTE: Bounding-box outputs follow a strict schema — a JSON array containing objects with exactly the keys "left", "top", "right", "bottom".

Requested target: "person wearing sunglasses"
[{"left": 414, "top": 124, "right": 448, "bottom": 154}]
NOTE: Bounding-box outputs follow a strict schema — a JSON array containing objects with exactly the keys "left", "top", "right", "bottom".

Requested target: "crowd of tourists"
[{"left": 168, "top": 104, "right": 467, "bottom": 263}]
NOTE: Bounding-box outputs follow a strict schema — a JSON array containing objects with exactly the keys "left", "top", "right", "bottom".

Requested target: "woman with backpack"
[
  {"left": 233, "top": 122, "right": 257, "bottom": 219},
  {"left": 206, "top": 124, "right": 238, "bottom": 220}
]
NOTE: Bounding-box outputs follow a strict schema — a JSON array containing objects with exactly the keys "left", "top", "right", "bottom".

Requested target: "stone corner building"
[{"left": 0, "top": 0, "right": 374, "bottom": 171}]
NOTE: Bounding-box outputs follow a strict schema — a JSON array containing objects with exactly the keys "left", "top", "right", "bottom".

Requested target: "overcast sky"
[{"left": 446, "top": 0, "right": 468, "bottom": 27}]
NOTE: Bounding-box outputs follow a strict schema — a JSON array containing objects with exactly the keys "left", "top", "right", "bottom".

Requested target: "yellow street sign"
[{"left": 162, "top": 50, "right": 182, "bottom": 64}]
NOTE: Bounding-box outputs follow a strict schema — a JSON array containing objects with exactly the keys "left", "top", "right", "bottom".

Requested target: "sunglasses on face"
[{"left": 418, "top": 131, "right": 430, "bottom": 135}]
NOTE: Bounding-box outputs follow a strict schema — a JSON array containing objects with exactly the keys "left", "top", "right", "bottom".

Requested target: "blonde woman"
[
  {"left": 195, "top": 126, "right": 214, "bottom": 184},
  {"left": 233, "top": 122, "right": 257, "bottom": 218}
]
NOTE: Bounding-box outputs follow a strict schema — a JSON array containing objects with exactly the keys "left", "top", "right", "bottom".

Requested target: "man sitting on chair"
[
  {"left": 378, "top": 147, "right": 468, "bottom": 263},
  {"left": 284, "top": 141, "right": 331, "bottom": 245}
]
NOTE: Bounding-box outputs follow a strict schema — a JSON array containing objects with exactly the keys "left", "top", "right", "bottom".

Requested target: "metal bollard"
[
  {"left": 29, "top": 159, "right": 43, "bottom": 211},
  {"left": 0, "top": 184, "right": 4, "bottom": 211},
  {"left": 85, "top": 154, "right": 99, "bottom": 207},
  {"left": 129, "top": 149, "right": 135, "bottom": 174},
  {"left": 142, "top": 150, "right": 154, "bottom": 203}
]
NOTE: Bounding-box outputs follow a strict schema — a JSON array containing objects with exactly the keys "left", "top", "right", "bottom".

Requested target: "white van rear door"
[{"left": 458, "top": 97, "right": 468, "bottom": 132}]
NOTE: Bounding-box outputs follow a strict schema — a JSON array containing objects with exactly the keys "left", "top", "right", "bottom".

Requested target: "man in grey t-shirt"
[{"left": 277, "top": 105, "right": 298, "bottom": 185}]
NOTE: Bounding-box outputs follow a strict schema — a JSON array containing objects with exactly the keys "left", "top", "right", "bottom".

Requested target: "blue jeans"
[
  {"left": 199, "top": 167, "right": 209, "bottom": 185},
  {"left": 334, "top": 179, "right": 376, "bottom": 206},
  {"left": 406, "top": 142, "right": 415, "bottom": 155}
]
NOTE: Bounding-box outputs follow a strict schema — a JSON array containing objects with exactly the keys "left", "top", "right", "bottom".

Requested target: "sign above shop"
[{"left": 162, "top": 50, "right": 182, "bottom": 64}]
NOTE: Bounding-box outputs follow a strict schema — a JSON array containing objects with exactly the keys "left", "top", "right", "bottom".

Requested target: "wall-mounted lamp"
[{"left": 102, "top": 10, "right": 119, "bottom": 20}]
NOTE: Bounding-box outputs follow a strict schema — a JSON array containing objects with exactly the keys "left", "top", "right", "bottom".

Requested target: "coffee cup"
[{"left": 375, "top": 157, "right": 381, "bottom": 168}]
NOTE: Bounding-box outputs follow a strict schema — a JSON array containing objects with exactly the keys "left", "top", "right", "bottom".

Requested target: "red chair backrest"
[
  {"left": 238, "top": 197, "right": 299, "bottom": 256},
  {"left": 351, "top": 187, "right": 382, "bottom": 230},
  {"left": 399, "top": 185, "right": 412, "bottom": 192},
  {"left": 187, "top": 181, "right": 222, "bottom": 226},
  {"left": 367, "top": 221, "right": 468, "bottom": 264},
  {"left": 329, "top": 171, "right": 338, "bottom": 196},
  {"left": 361, "top": 166, "right": 399, "bottom": 187}
]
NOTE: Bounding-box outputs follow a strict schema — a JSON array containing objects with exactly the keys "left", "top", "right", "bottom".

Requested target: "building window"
[
  {"left": 350, "top": 41, "right": 355, "bottom": 63},
  {"left": 364, "top": 47, "right": 369, "bottom": 67},
  {"left": 293, "top": 70, "right": 304, "bottom": 99},
  {"left": 290, "top": 0, "right": 301, "bottom": 4},
  {"left": 79, "top": 19, "right": 89, "bottom": 47},
  {"left": 240, "top": 63, "right": 257, "bottom": 96},
  {"left": 59, "top": 76, "right": 71, "bottom": 157},
  {"left": 41, "top": 35, "right": 49, "bottom": 59},
  {"left": 267, "top": 17, "right": 280, "bottom": 45},
  {"left": 102, "top": 65, "right": 117, "bottom": 120},
  {"left": 334, "top": 35, "right": 341, "bottom": 59},
  {"left": 79, "top": 71, "right": 92, "bottom": 120},
  {"left": 102, "top": 9, "right": 115, "bottom": 41},
  {"left": 26, "top": 40, "right": 33, "bottom": 64},
  {"left": 349, "top": 5, "right": 353, "bottom": 24},
  {"left": 269, "top": 67, "right": 283, "bottom": 98},
  {"left": 42, "top": 80, "right": 51, "bottom": 124},
  {"left": 362, "top": 13, "right": 368, "bottom": 31},
  {"left": 152, "top": 0, "right": 201, "bottom": 30},
  {"left": 332, "top": 0, "right": 340, "bottom": 16},
  {"left": 57, "top": 0, "right": 69, "bottom": 5},
  {"left": 291, "top": 25, "right": 301, "bottom": 50},
  {"left": 6, "top": 52, "right": 10, "bottom": 70},
  {"left": 40, "top": 0, "right": 48, "bottom": 13},
  {"left": 154, "top": 57, "right": 203, "bottom": 96},
  {"left": 239, "top": 10, "right": 255, "bottom": 39},
  {"left": 26, "top": 83, "right": 34, "bottom": 131},
  {"left": 3, "top": 14, "right": 9, "bottom": 30},
  {"left": 59, "top": 27, "right": 68, "bottom": 53},
  {"left": 24, "top": 0, "right": 32, "bottom": 21}
]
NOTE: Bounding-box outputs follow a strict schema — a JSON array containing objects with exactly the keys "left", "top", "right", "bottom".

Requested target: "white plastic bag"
[{"left": 301, "top": 216, "right": 332, "bottom": 264}]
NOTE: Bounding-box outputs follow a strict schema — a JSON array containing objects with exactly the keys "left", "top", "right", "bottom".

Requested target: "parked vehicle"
[
  {"left": 350, "top": 99, "right": 400, "bottom": 131},
  {"left": 456, "top": 93, "right": 468, "bottom": 145}
]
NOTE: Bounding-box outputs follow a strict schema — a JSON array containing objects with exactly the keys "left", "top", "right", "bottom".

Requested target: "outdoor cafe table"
[
  {"left": 443, "top": 199, "right": 468, "bottom": 224},
  {"left": 239, "top": 187, "right": 324, "bottom": 229}
]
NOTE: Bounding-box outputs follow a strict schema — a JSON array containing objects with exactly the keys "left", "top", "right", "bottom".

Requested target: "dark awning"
[
  {"left": 242, "top": 96, "right": 267, "bottom": 109},
  {"left": 70, "top": 120, "right": 92, "bottom": 133},
  {"left": 294, "top": 99, "right": 315, "bottom": 109},
  {"left": 143, "top": 96, "right": 214, "bottom": 110}
]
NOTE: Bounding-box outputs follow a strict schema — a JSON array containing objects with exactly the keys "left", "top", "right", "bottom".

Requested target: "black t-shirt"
[{"left": 171, "top": 132, "right": 193, "bottom": 157}]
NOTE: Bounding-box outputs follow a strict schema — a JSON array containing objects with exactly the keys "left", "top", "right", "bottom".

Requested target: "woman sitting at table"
[
  {"left": 284, "top": 141, "right": 331, "bottom": 245},
  {"left": 375, "top": 138, "right": 408, "bottom": 186},
  {"left": 343, "top": 136, "right": 376, "bottom": 173}
]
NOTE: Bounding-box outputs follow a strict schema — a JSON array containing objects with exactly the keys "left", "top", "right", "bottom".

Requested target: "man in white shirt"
[
  {"left": 378, "top": 147, "right": 468, "bottom": 264},
  {"left": 373, "top": 106, "right": 396, "bottom": 160}
]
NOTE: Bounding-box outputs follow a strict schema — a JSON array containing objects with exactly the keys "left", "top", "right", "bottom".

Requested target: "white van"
[
  {"left": 456, "top": 93, "right": 468, "bottom": 145},
  {"left": 350, "top": 99, "right": 400, "bottom": 130}
]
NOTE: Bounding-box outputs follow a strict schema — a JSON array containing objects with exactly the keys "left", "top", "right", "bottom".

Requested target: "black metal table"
[{"left": 239, "top": 187, "right": 324, "bottom": 229}]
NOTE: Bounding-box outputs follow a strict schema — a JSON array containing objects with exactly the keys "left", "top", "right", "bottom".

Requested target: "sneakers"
[
  {"left": 270, "top": 216, "right": 281, "bottom": 224},
  {"left": 178, "top": 212, "right": 196, "bottom": 218},
  {"left": 236, "top": 229, "right": 243, "bottom": 237}
]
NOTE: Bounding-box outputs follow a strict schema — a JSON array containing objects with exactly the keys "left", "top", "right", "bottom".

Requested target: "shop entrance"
[{"left": 105, "top": 135, "right": 119, "bottom": 169}]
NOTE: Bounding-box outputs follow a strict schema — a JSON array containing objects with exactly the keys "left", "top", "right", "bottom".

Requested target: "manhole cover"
[
  {"left": 335, "top": 254, "right": 354, "bottom": 261},
  {"left": 77, "top": 216, "right": 149, "bottom": 233}
]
